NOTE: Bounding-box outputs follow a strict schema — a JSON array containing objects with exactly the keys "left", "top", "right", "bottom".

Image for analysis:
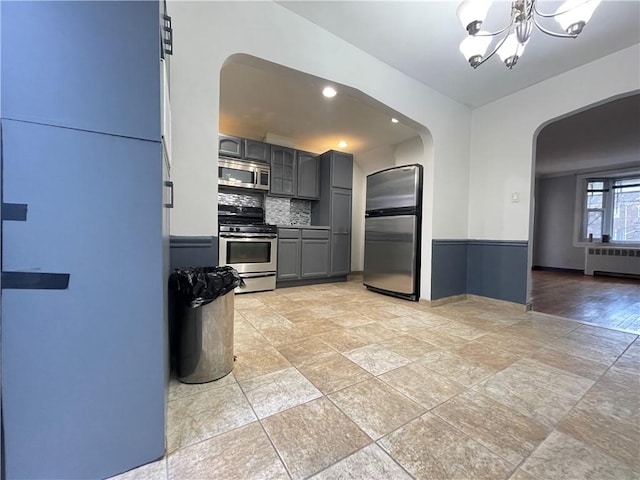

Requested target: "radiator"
[{"left": 585, "top": 247, "right": 640, "bottom": 276}]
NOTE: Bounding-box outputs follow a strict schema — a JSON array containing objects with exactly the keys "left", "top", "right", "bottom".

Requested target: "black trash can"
[{"left": 170, "top": 266, "right": 243, "bottom": 384}]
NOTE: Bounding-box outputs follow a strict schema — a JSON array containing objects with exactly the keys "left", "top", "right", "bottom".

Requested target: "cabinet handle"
[{"left": 164, "top": 181, "right": 174, "bottom": 208}]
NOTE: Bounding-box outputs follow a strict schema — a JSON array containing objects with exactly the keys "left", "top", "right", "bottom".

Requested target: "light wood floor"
[{"left": 530, "top": 270, "right": 640, "bottom": 334}]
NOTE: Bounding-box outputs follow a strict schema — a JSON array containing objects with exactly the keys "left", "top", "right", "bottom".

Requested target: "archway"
[{"left": 528, "top": 91, "right": 640, "bottom": 333}]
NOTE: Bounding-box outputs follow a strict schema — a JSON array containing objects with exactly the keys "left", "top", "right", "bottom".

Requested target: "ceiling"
[
  {"left": 219, "top": 1, "right": 639, "bottom": 163},
  {"left": 220, "top": 56, "right": 421, "bottom": 155},
  {"left": 536, "top": 93, "right": 640, "bottom": 176},
  {"left": 278, "top": 0, "right": 640, "bottom": 108}
]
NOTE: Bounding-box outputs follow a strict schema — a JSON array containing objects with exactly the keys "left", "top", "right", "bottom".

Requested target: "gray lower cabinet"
[
  {"left": 301, "top": 230, "right": 329, "bottom": 277},
  {"left": 277, "top": 228, "right": 330, "bottom": 281},
  {"left": 277, "top": 238, "right": 301, "bottom": 280},
  {"left": 331, "top": 233, "right": 351, "bottom": 276}
]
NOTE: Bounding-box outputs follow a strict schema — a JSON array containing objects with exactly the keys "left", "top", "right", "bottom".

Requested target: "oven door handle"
[
  {"left": 220, "top": 233, "right": 277, "bottom": 239},
  {"left": 240, "top": 272, "right": 277, "bottom": 278}
]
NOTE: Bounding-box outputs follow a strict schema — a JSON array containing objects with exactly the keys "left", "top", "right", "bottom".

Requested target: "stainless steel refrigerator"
[{"left": 364, "top": 164, "right": 423, "bottom": 301}]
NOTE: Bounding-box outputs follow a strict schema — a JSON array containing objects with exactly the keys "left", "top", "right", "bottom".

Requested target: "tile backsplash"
[
  {"left": 291, "top": 199, "right": 311, "bottom": 225},
  {"left": 218, "top": 190, "right": 264, "bottom": 208},
  {"left": 265, "top": 196, "right": 311, "bottom": 225},
  {"left": 218, "top": 189, "right": 311, "bottom": 225}
]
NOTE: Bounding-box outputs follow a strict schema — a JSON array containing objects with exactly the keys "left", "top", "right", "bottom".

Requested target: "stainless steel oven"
[
  {"left": 218, "top": 158, "right": 270, "bottom": 191},
  {"left": 218, "top": 205, "right": 278, "bottom": 293}
]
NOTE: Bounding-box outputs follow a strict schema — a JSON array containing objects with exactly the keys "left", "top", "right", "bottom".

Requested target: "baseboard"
[
  {"left": 419, "top": 294, "right": 467, "bottom": 307},
  {"left": 532, "top": 266, "right": 584, "bottom": 274},
  {"left": 466, "top": 294, "right": 528, "bottom": 312},
  {"left": 419, "top": 293, "right": 527, "bottom": 312},
  {"left": 276, "top": 276, "right": 348, "bottom": 288}
]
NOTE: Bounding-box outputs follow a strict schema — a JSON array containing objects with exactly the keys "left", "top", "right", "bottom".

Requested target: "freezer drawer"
[{"left": 364, "top": 215, "right": 418, "bottom": 296}]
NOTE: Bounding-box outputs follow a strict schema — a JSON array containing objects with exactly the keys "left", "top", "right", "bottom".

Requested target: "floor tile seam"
[
  {"left": 519, "top": 341, "right": 614, "bottom": 366},
  {"left": 377, "top": 373, "right": 471, "bottom": 413},
  {"left": 165, "top": 418, "right": 260, "bottom": 459},
  {"left": 323, "top": 386, "right": 425, "bottom": 442},
  {"left": 530, "top": 310, "right": 640, "bottom": 336},
  {"left": 236, "top": 367, "right": 295, "bottom": 480},
  {"left": 519, "top": 426, "right": 640, "bottom": 478},
  {"left": 255, "top": 417, "right": 295, "bottom": 480},
  {"left": 429, "top": 409, "right": 522, "bottom": 471},
  {"left": 375, "top": 362, "right": 469, "bottom": 395},
  {"left": 167, "top": 377, "right": 238, "bottom": 402},
  {"left": 554, "top": 421, "right": 640, "bottom": 474},
  {"left": 375, "top": 416, "right": 511, "bottom": 480},
  {"left": 365, "top": 441, "right": 419, "bottom": 480},
  {"left": 549, "top": 341, "right": 640, "bottom": 431},
  {"left": 418, "top": 357, "right": 503, "bottom": 389}
]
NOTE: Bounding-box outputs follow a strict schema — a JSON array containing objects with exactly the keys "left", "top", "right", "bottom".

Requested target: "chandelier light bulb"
[
  {"left": 456, "top": 0, "right": 494, "bottom": 34},
  {"left": 497, "top": 33, "right": 527, "bottom": 69},
  {"left": 555, "top": 0, "right": 602, "bottom": 34},
  {"left": 456, "top": 0, "right": 601, "bottom": 69},
  {"left": 459, "top": 33, "right": 492, "bottom": 67}
]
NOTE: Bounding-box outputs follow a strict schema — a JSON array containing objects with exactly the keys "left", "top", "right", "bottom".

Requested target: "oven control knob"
[{"left": 235, "top": 227, "right": 240, "bottom": 232}]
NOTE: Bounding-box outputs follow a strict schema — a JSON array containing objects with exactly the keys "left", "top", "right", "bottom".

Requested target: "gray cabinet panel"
[
  {"left": 331, "top": 151, "right": 353, "bottom": 189},
  {"left": 301, "top": 239, "right": 329, "bottom": 278},
  {"left": 331, "top": 233, "right": 351, "bottom": 276},
  {"left": 297, "top": 151, "right": 320, "bottom": 199},
  {"left": 277, "top": 238, "right": 301, "bottom": 280},
  {"left": 278, "top": 228, "right": 300, "bottom": 239},
  {"left": 1, "top": 1, "right": 161, "bottom": 141},
  {"left": 244, "top": 139, "right": 270, "bottom": 163},
  {"left": 271, "top": 146, "right": 297, "bottom": 196},
  {"left": 1, "top": 120, "right": 164, "bottom": 478},
  {"left": 219, "top": 135, "right": 243, "bottom": 158},
  {"left": 331, "top": 189, "right": 352, "bottom": 234}
]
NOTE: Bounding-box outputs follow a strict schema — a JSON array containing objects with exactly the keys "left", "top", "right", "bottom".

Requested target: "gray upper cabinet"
[
  {"left": 271, "top": 146, "right": 297, "bottom": 197},
  {"left": 331, "top": 151, "right": 354, "bottom": 189},
  {"left": 219, "top": 135, "right": 243, "bottom": 158},
  {"left": 1, "top": 1, "right": 161, "bottom": 142},
  {"left": 296, "top": 151, "right": 320, "bottom": 199},
  {"left": 244, "top": 139, "right": 271, "bottom": 163}
]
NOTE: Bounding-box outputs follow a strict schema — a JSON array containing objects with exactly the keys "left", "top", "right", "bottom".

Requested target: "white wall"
[
  {"left": 351, "top": 162, "right": 366, "bottom": 272},
  {"left": 169, "top": 1, "right": 471, "bottom": 300},
  {"left": 394, "top": 136, "right": 423, "bottom": 167},
  {"left": 533, "top": 175, "right": 585, "bottom": 270},
  {"left": 468, "top": 45, "right": 640, "bottom": 242}
]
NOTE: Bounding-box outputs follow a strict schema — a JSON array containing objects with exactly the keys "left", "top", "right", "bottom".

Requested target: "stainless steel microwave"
[{"left": 218, "top": 158, "right": 270, "bottom": 191}]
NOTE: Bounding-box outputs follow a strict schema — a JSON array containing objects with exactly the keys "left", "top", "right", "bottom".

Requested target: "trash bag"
[{"left": 170, "top": 266, "right": 244, "bottom": 308}]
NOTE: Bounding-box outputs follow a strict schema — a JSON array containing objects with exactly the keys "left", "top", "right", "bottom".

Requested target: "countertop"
[{"left": 277, "top": 225, "right": 330, "bottom": 230}]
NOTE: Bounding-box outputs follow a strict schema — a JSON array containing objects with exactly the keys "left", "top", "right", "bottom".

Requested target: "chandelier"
[{"left": 457, "top": 0, "right": 601, "bottom": 69}]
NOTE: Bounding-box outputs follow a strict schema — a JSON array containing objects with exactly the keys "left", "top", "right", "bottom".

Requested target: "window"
[{"left": 581, "top": 175, "right": 640, "bottom": 243}]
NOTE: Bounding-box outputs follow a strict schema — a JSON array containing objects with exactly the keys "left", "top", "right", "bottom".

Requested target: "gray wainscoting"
[
  {"left": 170, "top": 236, "right": 219, "bottom": 270},
  {"left": 431, "top": 240, "right": 468, "bottom": 299},
  {"left": 432, "top": 240, "right": 528, "bottom": 304}
]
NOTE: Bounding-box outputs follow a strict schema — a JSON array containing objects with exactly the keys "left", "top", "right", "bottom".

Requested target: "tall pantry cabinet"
[
  {"left": 0, "top": 2, "right": 169, "bottom": 478},
  {"left": 312, "top": 151, "right": 354, "bottom": 277}
]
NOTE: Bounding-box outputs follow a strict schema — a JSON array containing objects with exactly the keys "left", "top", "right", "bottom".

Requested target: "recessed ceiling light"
[
  {"left": 391, "top": 118, "right": 399, "bottom": 123},
  {"left": 322, "top": 86, "right": 337, "bottom": 98},
  {"left": 338, "top": 140, "right": 348, "bottom": 148}
]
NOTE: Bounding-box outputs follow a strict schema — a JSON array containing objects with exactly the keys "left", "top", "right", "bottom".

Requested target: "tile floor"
[{"left": 112, "top": 277, "right": 640, "bottom": 480}]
